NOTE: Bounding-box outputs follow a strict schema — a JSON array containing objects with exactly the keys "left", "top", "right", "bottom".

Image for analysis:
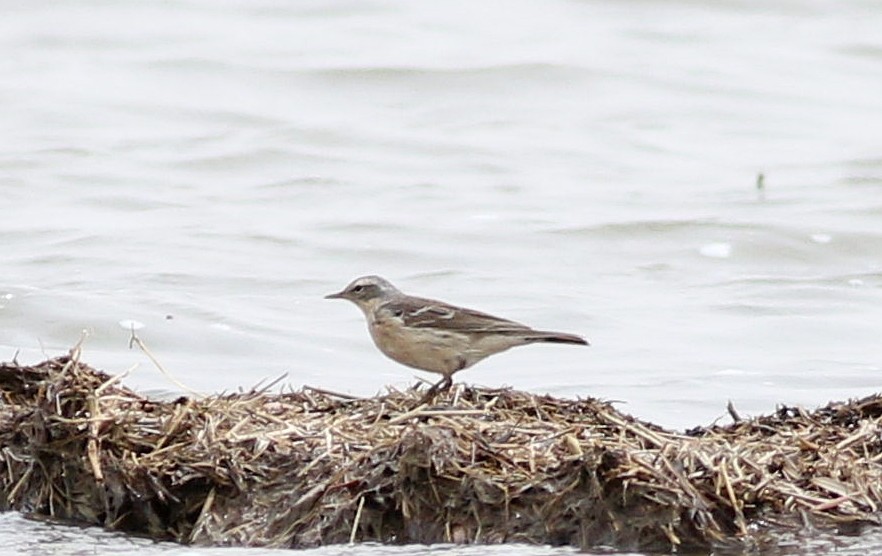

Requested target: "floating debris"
[{"left": 1, "top": 353, "right": 881, "bottom": 552}]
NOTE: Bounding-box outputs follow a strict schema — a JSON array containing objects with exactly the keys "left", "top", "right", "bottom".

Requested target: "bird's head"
[{"left": 325, "top": 275, "right": 401, "bottom": 311}]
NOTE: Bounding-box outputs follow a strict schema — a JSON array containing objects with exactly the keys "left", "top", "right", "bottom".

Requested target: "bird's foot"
[{"left": 417, "top": 376, "right": 453, "bottom": 406}]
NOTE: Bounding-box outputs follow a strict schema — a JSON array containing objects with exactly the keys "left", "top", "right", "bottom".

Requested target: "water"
[{"left": 2, "top": 0, "right": 882, "bottom": 553}]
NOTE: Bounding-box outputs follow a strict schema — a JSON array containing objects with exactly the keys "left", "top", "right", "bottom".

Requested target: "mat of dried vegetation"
[{"left": 1, "top": 350, "right": 881, "bottom": 552}]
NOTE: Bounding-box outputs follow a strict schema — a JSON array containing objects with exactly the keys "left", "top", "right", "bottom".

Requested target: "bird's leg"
[
  {"left": 417, "top": 374, "right": 453, "bottom": 405},
  {"left": 436, "top": 374, "right": 453, "bottom": 392}
]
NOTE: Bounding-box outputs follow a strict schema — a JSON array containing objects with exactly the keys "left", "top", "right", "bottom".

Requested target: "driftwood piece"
[{"left": 1, "top": 353, "right": 880, "bottom": 551}]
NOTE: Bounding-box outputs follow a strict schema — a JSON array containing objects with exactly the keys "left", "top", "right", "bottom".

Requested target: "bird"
[{"left": 325, "top": 275, "right": 588, "bottom": 393}]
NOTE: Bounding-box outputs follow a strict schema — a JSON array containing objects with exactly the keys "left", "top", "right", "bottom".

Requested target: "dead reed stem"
[{"left": 1, "top": 354, "right": 881, "bottom": 552}]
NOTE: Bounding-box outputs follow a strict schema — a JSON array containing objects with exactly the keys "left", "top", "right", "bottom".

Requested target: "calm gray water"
[{"left": 2, "top": 0, "right": 882, "bottom": 553}]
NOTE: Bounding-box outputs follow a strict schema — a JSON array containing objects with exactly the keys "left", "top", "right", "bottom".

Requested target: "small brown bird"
[{"left": 325, "top": 275, "right": 588, "bottom": 391}]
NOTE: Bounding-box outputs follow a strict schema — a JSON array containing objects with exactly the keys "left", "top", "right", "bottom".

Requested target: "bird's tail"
[{"left": 529, "top": 330, "right": 589, "bottom": 346}]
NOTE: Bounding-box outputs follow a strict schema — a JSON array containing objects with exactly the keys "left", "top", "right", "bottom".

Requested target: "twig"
[
  {"left": 249, "top": 372, "right": 288, "bottom": 395},
  {"left": 720, "top": 460, "right": 747, "bottom": 536},
  {"left": 128, "top": 330, "right": 199, "bottom": 396},
  {"left": 727, "top": 400, "right": 742, "bottom": 423},
  {"left": 303, "top": 385, "right": 362, "bottom": 400},
  {"left": 86, "top": 395, "right": 104, "bottom": 482},
  {"left": 387, "top": 403, "right": 429, "bottom": 425},
  {"left": 349, "top": 495, "right": 365, "bottom": 544}
]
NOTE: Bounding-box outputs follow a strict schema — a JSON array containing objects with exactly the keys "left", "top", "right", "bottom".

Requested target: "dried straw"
[{"left": 1, "top": 352, "right": 881, "bottom": 551}]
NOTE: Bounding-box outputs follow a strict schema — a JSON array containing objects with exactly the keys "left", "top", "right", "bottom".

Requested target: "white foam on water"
[{"left": 699, "top": 242, "right": 732, "bottom": 259}]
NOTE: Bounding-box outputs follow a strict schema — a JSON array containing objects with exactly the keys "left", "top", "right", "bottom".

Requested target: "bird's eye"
[{"left": 352, "top": 285, "right": 364, "bottom": 293}]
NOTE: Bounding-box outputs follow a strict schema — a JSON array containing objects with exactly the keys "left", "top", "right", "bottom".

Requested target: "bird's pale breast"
[{"left": 368, "top": 313, "right": 471, "bottom": 375}]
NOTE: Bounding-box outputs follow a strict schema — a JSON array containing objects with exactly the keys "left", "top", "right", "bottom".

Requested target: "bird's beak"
[{"left": 324, "top": 290, "right": 346, "bottom": 300}]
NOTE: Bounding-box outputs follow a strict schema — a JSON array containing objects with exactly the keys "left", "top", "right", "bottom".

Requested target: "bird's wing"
[{"left": 382, "top": 296, "right": 533, "bottom": 334}]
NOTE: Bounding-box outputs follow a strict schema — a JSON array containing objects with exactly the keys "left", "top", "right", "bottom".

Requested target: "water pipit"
[{"left": 325, "top": 275, "right": 588, "bottom": 394}]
